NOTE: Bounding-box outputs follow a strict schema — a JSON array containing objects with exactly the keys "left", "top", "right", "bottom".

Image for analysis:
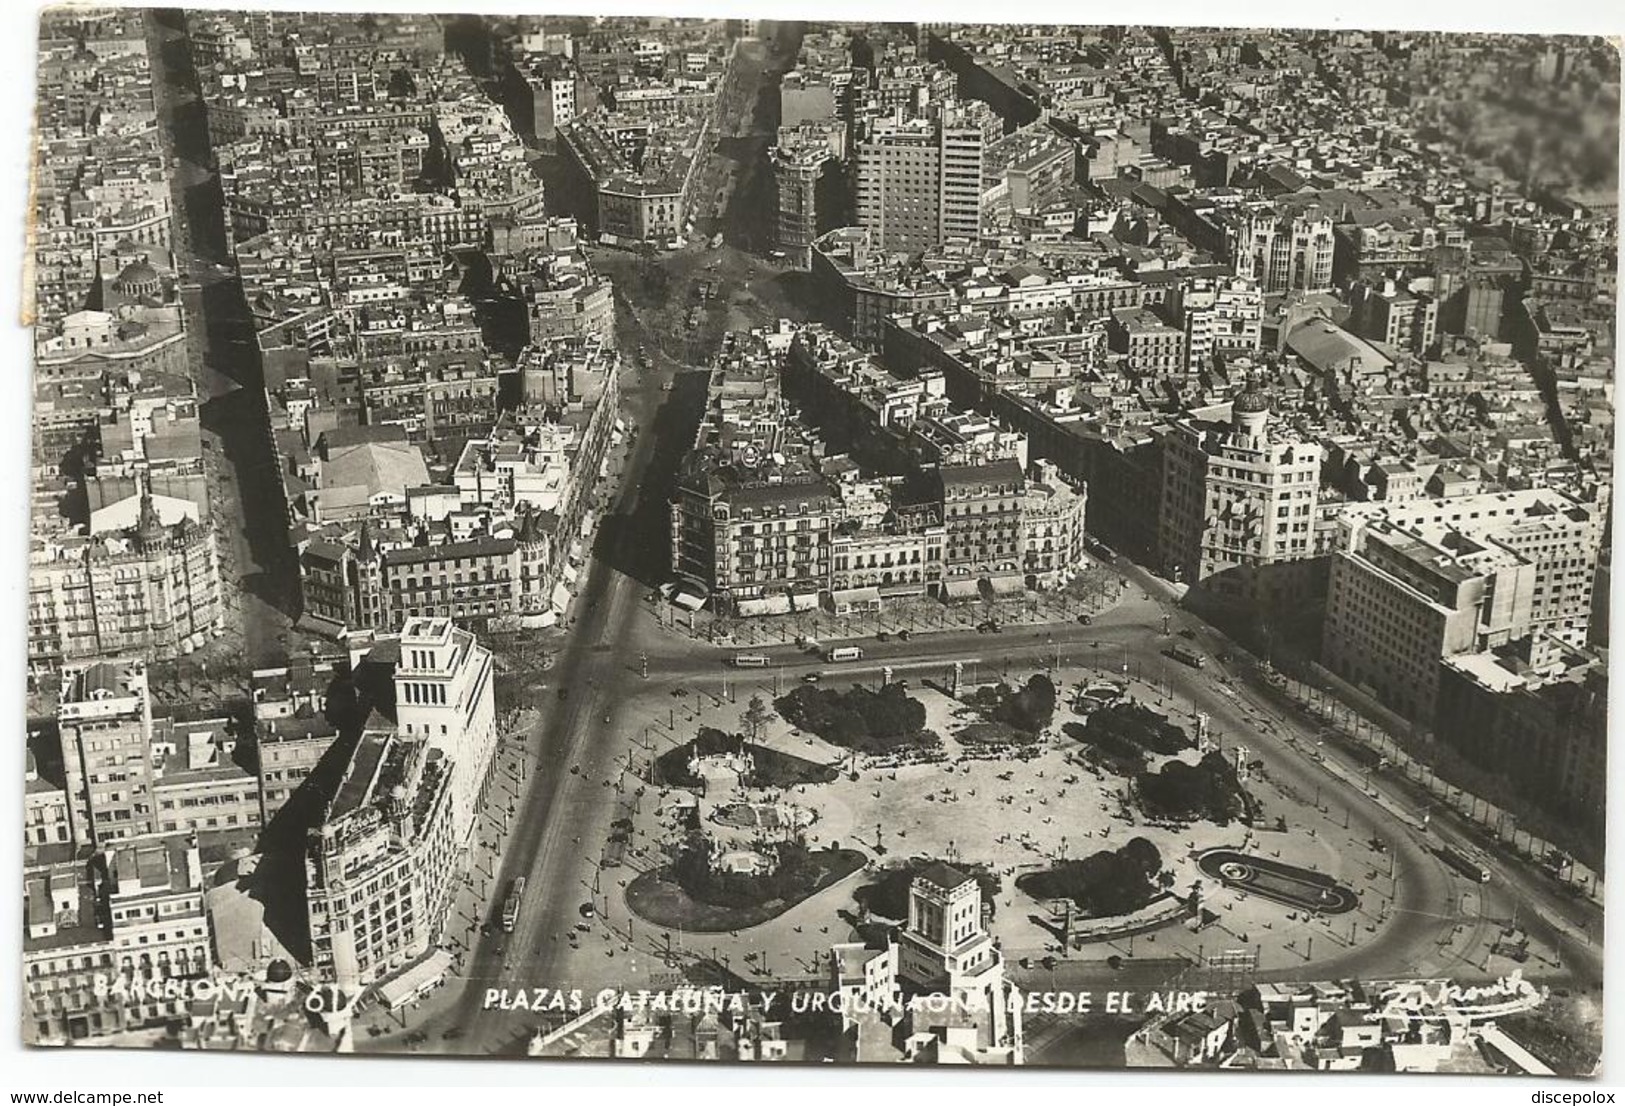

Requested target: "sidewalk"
[{"left": 646, "top": 577, "right": 1140, "bottom": 651}]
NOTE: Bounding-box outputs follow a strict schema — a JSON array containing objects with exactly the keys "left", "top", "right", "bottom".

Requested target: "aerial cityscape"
[{"left": 22, "top": 8, "right": 1616, "bottom": 1074}]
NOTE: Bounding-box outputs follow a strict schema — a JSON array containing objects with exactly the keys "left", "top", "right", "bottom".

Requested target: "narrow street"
[{"left": 147, "top": 9, "right": 300, "bottom": 671}]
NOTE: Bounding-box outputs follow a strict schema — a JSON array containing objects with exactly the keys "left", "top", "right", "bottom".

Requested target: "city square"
[{"left": 17, "top": 6, "right": 1611, "bottom": 1078}]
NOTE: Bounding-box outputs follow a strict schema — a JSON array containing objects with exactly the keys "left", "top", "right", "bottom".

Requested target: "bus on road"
[
  {"left": 1439, "top": 844, "right": 1492, "bottom": 883},
  {"left": 731, "top": 653, "right": 770, "bottom": 668},
  {"left": 501, "top": 877, "right": 526, "bottom": 932},
  {"left": 827, "top": 646, "right": 863, "bottom": 662}
]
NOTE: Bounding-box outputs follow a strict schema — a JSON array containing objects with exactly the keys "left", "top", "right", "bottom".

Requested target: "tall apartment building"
[
  {"left": 1158, "top": 390, "right": 1323, "bottom": 591},
  {"left": 771, "top": 135, "right": 837, "bottom": 269},
  {"left": 523, "top": 255, "right": 615, "bottom": 346},
  {"left": 304, "top": 728, "right": 458, "bottom": 995},
  {"left": 1108, "top": 307, "right": 1187, "bottom": 375},
  {"left": 102, "top": 834, "right": 212, "bottom": 990},
  {"left": 1352, "top": 279, "right": 1438, "bottom": 356},
  {"left": 854, "top": 110, "right": 983, "bottom": 254},
  {"left": 1172, "top": 274, "right": 1263, "bottom": 371},
  {"left": 1322, "top": 515, "right": 1537, "bottom": 724},
  {"left": 1234, "top": 204, "right": 1335, "bottom": 294},
  {"left": 394, "top": 617, "right": 498, "bottom": 845},
  {"left": 58, "top": 660, "right": 157, "bottom": 847},
  {"left": 1334, "top": 488, "right": 1605, "bottom": 652},
  {"left": 934, "top": 459, "right": 1026, "bottom": 596},
  {"left": 521, "top": 59, "right": 577, "bottom": 139}
]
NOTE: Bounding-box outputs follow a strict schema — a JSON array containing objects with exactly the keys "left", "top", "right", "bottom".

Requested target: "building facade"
[
  {"left": 1321, "top": 516, "right": 1536, "bottom": 724},
  {"left": 1020, "top": 461, "right": 1090, "bottom": 589},
  {"left": 28, "top": 500, "right": 224, "bottom": 683},
  {"left": 670, "top": 470, "right": 839, "bottom": 616},
  {"left": 57, "top": 660, "right": 157, "bottom": 847},
  {"left": 25, "top": 834, "right": 212, "bottom": 1045},
  {"left": 393, "top": 616, "right": 498, "bottom": 845},
  {"left": 935, "top": 459, "right": 1027, "bottom": 596},
  {"left": 1235, "top": 204, "right": 1335, "bottom": 294},
  {"left": 1434, "top": 654, "right": 1606, "bottom": 841},
  {"left": 304, "top": 729, "right": 458, "bottom": 995},
  {"left": 1158, "top": 390, "right": 1322, "bottom": 592},
  {"left": 854, "top": 113, "right": 984, "bottom": 255}
]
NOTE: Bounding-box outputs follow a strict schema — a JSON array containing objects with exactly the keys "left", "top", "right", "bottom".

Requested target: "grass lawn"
[
  {"left": 754, "top": 745, "right": 841, "bottom": 787},
  {"left": 625, "top": 848, "right": 867, "bottom": 933}
]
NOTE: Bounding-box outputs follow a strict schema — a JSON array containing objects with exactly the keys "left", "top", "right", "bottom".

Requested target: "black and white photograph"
[{"left": 15, "top": 2, "right": 1620, "bottom": 1080}]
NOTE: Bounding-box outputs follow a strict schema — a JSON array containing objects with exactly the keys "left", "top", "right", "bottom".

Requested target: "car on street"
[
  {"left": 876, "top": 631, "right": 890, "bottom": 642},
  {"left": 1077, "top": 613, "right": 1093, "bottom": 625},
  {"left": 801, "top": 673, "right": 822, "bottom": 683},
  {"left": 557, "top": 687, "right": 569, "bottom": 700},
  {"left": 580, "top": 902, "right": 596, "bottom": 918},
  {"left": 897, "top": 629, "right": 911, "bottom": 641}
]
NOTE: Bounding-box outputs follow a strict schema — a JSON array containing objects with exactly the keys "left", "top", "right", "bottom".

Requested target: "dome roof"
[
  {"left": 266, "top": 959, "right": 293, "bottom": 983},
  {"left": 115, "top": 260, "right": 160, "bottom": 288},
  {"left": 1233, "top": 387, "right": 1271, "bottom": 414}
]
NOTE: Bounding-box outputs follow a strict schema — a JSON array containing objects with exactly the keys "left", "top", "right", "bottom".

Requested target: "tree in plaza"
[
  {"left": 1136, "top": 751, "right": 1247, "bottom": 824},
  {"left": 741, "top": 695, "right": 772, "bottom": 746},
  {"left": 1015, "top": 837, "right": 1165, "bottom": 918},
  {"left": 996, "top": 674, "right": 1057, "bottom": 734}
]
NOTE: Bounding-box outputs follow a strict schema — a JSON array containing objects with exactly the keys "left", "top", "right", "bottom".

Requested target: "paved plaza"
[{"left": 600, "top": 662, "right": 1534, "bottom": 980}]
